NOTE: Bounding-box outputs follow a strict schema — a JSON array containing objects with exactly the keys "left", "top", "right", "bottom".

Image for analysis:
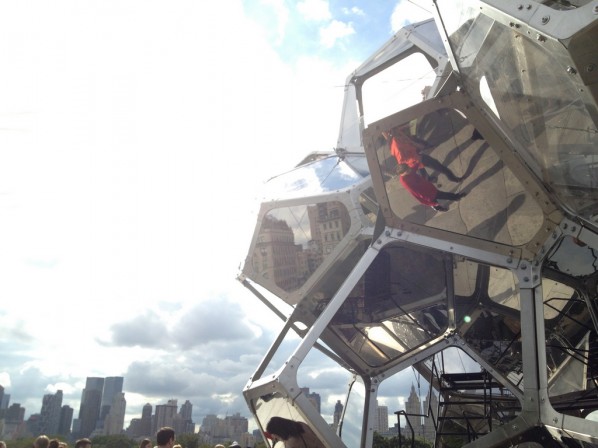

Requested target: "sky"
[{"left": 0, "top": 0, "right": 435, "bottom": 435}]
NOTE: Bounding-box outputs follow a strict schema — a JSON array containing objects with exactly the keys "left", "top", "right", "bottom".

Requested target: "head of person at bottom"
[
  {"left": 156, "top": 427, "right": 176, "bottom": 448},
  {"left": 266, "top": 416, "right": 305, "bottom": 442}
]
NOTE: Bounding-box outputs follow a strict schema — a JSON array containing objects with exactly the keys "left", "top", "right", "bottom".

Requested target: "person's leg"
[
  {"left": 421, "top": 153, "right": 461, "bottom": 182},
  {"left": 436, "top": 190, "right": 467, "bottom": 201}
]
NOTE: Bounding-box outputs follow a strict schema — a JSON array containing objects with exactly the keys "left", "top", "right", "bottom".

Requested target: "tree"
[{"left": 91, "top": 434, "right": 137, "bottom": 448}]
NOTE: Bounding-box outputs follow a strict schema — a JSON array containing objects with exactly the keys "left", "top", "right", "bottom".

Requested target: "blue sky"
[{"left": 0, "top": 0, "right": 433, "bottom": 435}]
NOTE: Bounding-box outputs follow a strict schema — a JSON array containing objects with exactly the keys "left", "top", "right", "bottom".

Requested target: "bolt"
[
  {"left": 536, "top": 34, "right": 546, "bottom": 42},
  {"left": 587, "top": 64, "right": 597, "bottom": 72},
  {"left": 524, "top": 277, "right": 530, "bottom": 282},
  {"left": 507, "top": 257, "right": 513, "bottom": 264},
  {"left": 594, "top": 5, "right": 598, "bottom": 14},
  {"left": 541, "top": 15, "right": 550, "bottom": 24},
  {"left": 527, "top": 4, "right": 532, "bottom": 9},
  {"left": 563, "top": 223, "right": 568, "bottom": 229},
  {"left": 385, "top": 230, "right": 390, "bottom": 236},
  {"left": 567, "top": 66, "right": 577, "bottom": 75},
  {"left": 517, "top": 4, "right": 523, "bottom": 9},
  {"left": 521, "top": 263, "right": 527, "bottom": 270}
]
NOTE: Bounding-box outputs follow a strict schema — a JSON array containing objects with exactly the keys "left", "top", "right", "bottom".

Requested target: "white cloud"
[
  {"left": 319, "top": 20, "right": 355, "bottom": 48},
  {"left": 390, "top": 0, "right": 434, "bottom": 31},
  {"left": 342, "top": 6, "right": 365, "bottom": 16},
  {"left": 297, "top": 0, "right": 332, "bottom": 21}
]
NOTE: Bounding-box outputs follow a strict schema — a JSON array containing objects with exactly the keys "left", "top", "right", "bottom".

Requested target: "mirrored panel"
[
  {"left": 327, "top": 243, "right": 449, "bottom": 367},
  {"left": 374, "top": 109, "right": 543, "bottom": 245},
  {"left": 362, "top": 52, "right": 438, "bottom": 126},
  {"left": 251, "top": 201, "right": 352, "bottom": 293},
  {"left": 436, "top": 1, "right": 598, "bottom": 224},
  {"left": 260, "top": 154, "right": 368, "bottom": 202}
]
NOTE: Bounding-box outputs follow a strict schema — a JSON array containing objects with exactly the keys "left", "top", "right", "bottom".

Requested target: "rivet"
[
  {"left": 587, "top": 64, "right": 597, "bottom": 72},
  {"left": 541, "top": 15, "right": 550, "bottom": 24}
]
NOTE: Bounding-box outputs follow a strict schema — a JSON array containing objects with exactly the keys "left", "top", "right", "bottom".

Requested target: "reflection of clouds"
[{"left": 261, "top": 156, "right": 365, "bottom": 201}]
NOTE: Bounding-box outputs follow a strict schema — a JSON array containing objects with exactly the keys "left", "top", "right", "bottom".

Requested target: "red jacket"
[
  {"left": 390, "top": 134, "right": 424, "bottom": 169},
  {"left": 399, "top": 171, "right": 439, "bottom": 206}
]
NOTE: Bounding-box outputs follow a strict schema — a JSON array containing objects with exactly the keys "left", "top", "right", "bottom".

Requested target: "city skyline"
[{"left": 0, "top": 1, "right": 433, "bottom": 442}]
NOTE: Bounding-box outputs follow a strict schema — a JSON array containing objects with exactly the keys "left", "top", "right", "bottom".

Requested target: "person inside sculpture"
[
  {"left": 396, "top": 163, "right": 467, "bottom": 212},
  {"left": 384, "top": 125, "right": 463, "bottom": 183},
  {"left": 265, "top": 416, "right": 326, "bottom": 448}
]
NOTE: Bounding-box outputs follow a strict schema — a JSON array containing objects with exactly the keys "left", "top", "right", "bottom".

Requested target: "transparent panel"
[
  {"left": 457, "top": 263, "right": 523, "bottom": 389},
  {"left": 436, "top": 2, "right": 598, "bottom": 223},
  {"left": 251, "top": 201, "right": 352, "bottom": 293},
  {"left": 362, "top": 52, "right": 437, "bottom": 126},
  {"left": 546, "top": 235, "right": 598, "bottom": 278},
  {"left": 359, "top": 186, "right": 378, "bottom": 224},
  {"left": 328, "top": 243, "right": 448, "bottom": 367},
  {"left": 375, "top": 109, "right": 543, "bottom": 245},
  {"left": 260, "top": 155, "right": 367, "bottom": 202}
]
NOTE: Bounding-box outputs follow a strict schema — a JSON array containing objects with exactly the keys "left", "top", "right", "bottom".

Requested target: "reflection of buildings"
[
  {"left": 255, "top": 202, "right": 351, "bottom": 292},
  {"left": 254, "top": 215, "right": 301, "bottom": 291}
]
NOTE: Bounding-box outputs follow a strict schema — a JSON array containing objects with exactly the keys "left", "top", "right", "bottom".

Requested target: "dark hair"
[
  {"left": 74, "top": 439, "right": 91, "bottom": 448},
  {"left": 156, "top": 427, "right": 175, "bottom": 446},
  {"left": 266, "top": 417, "right": 304, "bottom": 440},
  {"left": 139, "top": 439, "right": 152, "bottom": 448},
  {"left": 48, "top": 440, "right": 59, "bottom": 448}
]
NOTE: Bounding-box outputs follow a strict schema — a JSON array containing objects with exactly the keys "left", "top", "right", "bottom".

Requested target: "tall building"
[
  {"left": 141, "top": 403, "right": 152, "bottom": 437},
  {"left": 300, "top": 388, "right": 321, "bottom": 413},
  {"left": 103, "top": 392, "right": 126, "bottom": 435},
  {"left": 176, "top": 400, "right": 194, "bottom": 434},
  {"left": 100, "top": 377, "right": 124, "bottom": 425},
  {"left": 153, "top": 399, "right": 178, "bottom": 434},
  {"left": 373, "top": 401, "right": 389, "bottom": 433},
  {"left": 333, "top": 400, "right": 343, "bottom": 431},
  {"left": 405, "top": 384, "right": 423, "bottom": 437},
  {"left": 422, "top": 392, "right": 439, "bottom": 442},
  {"left": 59, "top": 405, "right": 74, "bottom": 436},
  {"left": 39, "top": 390, "right": 63, "bottom": 435},
  {"left": 77, "top": 377, "right": 104, "bottom": 438}
]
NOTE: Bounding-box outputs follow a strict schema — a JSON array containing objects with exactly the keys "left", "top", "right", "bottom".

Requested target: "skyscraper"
[
  {"left": 77, "top": 377, "right": 104, "bottom": 438},
  {"left": 333, "top": 400, "right": 343, "bottom": 431},
  {"left": 373, "top": 401, "right": 389, "bottom": 433},
  {"left": 101, "top": 377, "right": 124, "bottom": 421},
  {"left": 153, "top": 399, "right": 178, "bottom": 434},
  {"left": 59, "top": 405, "right": 74, "bottom": 436},
  {"left": 39, "top": 389, "right": 63, "bottom": 435},
  {"left": 103, "top": 392, "right": 126, "bottom": 435},
  {"left": 405, "top": 384, "right": 423, "bottom": 437}
]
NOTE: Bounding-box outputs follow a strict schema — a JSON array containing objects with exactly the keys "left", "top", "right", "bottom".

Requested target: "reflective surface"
[
  {"left": 376, "top": 109, "right": 544, "bottom": 246},
  {"left": 437, "top": 1, "right": 598, "bottom": 224}
]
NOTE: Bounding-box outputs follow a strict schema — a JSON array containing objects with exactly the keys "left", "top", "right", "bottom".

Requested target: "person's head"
[
  {"left": 48, "top": 439, "right": 60, "bottom": 448},
  {"left": 228, "top": 443, "right": 241, "bottom": 448},
  {"left": 0, "top": 441, "right": 7, "bottom": 448},
  {"left": 265, "top": 417, "right": 304, "bottom": 441},
  {"left": 58, "top": 443, "right": 68, "bottom": 448},
  {"left": 213, "top": 445, "right": 225, "bottom": 448},
  {"left": 34, "top": 436, "right": 50, "bottom": 448},
  {"left": 74, "top": 439, "right": 91, "bottom": 448},
  {"left": 156, "top": 427, "right": 175, "bottom": 448},
  {"left": 139, "top": 439, "right": 152, "bottom": 448}
]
